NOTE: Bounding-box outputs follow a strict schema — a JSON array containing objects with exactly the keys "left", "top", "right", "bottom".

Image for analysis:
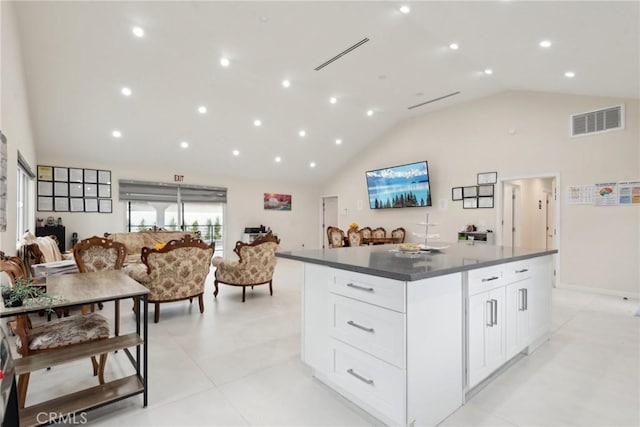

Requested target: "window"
[
  {"left": 121, "top": 180, "right": 227, "bottom": 256},
  {"left": 16, "top": 152, "right": 35, "bottom": 244}
]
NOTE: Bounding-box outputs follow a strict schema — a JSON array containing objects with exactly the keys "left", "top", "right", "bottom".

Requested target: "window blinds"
[{"left": 118, "top": 180, "right": 227, "bottom": 203}]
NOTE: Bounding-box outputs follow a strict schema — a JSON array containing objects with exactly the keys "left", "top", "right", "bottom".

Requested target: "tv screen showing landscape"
[{"left": 365, "top": 161, "right": 432, "bottom": 209}]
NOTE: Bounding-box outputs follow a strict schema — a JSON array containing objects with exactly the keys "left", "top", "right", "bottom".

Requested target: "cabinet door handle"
[
  {"left": 481, "top": 276, "right": 500, "bottom": 282},
  {"left": 491, "top": 299, "right": 498, "bottom": 326},
  {"left": 347, "top": 368, "right": 374, "bottom": 385},
  {"left": 486, "top": 300, "right": 493, "bottom": 327},
  {"left": 347, "top": 320, "right": 375, "bottom": 333},
  {"left": 524, "top": 288, "right": 528, "bottom": 311},
  {"left": 515, "top": 268, "right": 529, "bottom": 274},
  {"left": 346, "top": 283, "right": 374, "bottom": 292},
  {"left": 518, "top": 288, "right": 526, "bottom": 311}
]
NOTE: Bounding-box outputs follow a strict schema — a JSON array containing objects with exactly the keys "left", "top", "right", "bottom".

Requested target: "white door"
[
  {"left": 502, "top": 183, "right": 521, "bottom": 247},
  {"left": 322, "top": 196, "right": 338, "bottom": 249}
]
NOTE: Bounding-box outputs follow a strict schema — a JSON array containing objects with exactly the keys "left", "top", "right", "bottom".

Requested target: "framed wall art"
[
  {"left": 463, "top": 197, "right": 478, "bottom": 209},
  {"left": 37, "top": 165, "right": 112, "bottom": 212},
  {"left": 452, "top": 187, "right": 463, "bottom": 201},
  {"left": 463, "top": 186, "right": 478, "bottom": 198},
  {"left": 478, "top": 184, "right": 494, "bottom": 197},
  {"left": 478, "top": 172, "right": 498, "bottom": 185}
]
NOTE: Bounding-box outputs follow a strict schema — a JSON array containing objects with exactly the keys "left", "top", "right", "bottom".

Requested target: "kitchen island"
[{"left": 277, "top": 243, "right": 557, "bottom": 426}]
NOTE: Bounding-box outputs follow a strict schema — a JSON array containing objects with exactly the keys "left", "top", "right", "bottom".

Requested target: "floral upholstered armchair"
[
  {"left": 212, "top": 232, "right": 280, "bottom": 302},
  {"left": 127, "top": 235, "right": 214, "bottom": 322}
]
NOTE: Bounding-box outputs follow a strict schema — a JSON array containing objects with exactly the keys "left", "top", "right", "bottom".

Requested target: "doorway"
[
  {"left": 321, "top": 196, "right": 339, "bottom": 249},
  {"left": 497, "top": 174, "right": 559, "bottom": 286}
]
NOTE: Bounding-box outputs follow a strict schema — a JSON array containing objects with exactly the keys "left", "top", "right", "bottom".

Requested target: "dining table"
[{"left": 0, "top": 270, "right": 149, "bottom": 427}]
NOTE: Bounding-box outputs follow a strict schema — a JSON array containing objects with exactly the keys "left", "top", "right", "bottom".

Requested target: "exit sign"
[{"left": 174, "top": 174, "right": 184, "bottom": 182}]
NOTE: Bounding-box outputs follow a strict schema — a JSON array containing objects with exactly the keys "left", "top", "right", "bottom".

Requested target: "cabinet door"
[
  {"left": 505, "top": 280, "right": 531, "bottom": 360},
  {"left": 468, "top": 287, "right": 505, "bottom": 388}
]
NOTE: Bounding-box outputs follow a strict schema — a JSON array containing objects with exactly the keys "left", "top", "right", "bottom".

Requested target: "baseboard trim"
[{"left": 557, "top": 283, "right": 639, "bottom": 300}]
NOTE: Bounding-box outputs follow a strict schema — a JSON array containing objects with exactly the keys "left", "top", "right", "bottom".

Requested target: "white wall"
[
  {"left": 321, "top": 91, "right": 639, "bottom": 296},
  {"left": 29, "top": 160, "right": 320, "bottom": 255},
  {"left": 0, "top": 1, "right": 38, "bottom": 254}
]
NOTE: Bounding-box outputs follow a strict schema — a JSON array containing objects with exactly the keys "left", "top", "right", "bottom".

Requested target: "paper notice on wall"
[
  {"left": 618, "top": 181, "right": 640, "bottom": 205},
  {"left": 593, "top": 182, "right": 618, "bottom": 206},
  {"left": 566, "top": 185, "right": 594, "bottom": 204}
]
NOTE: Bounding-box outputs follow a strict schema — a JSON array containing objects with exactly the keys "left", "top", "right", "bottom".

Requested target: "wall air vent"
[
  {"left": 314, "top": 38, "right": 370, "bottom": 71},
  {"left": 571, "top": 105, "right": 624, "bottom": 137},
  {"left": 408, "top": 91, "right": 461, "bottom": 110}
]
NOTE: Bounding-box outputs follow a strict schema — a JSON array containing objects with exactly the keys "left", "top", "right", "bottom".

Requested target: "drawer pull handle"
[
  {"left": 347, "top": 320, "right": 375, "bottom": 333},
  {"left": 481, "top": 276, "right": 500, "bottom": 282},
  {"left": 347, "top": 368, "right": 374, "bottom": 385},
  {"left": 346, "top": 283, "right": 374, "bottom": 292},
  {"left": 515, "top": 269, "right": 529, "bottom": 274}
]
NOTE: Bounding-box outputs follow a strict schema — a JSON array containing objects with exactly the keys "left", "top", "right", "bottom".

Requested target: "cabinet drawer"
[
  {"left": 467, "top": 265, "right": 505, "bottom": 295},
  {"left": 329, "top": 339, "right": 405, "bottom": 424},
  {"left": 503, "top": 260, "right": 534, "bottom": 283},
  {"left": 329, "top": 294, "right": 405, "bottom": 368},
  {"left": 330, "top": 269, "right": 405, "bottom": 312}
]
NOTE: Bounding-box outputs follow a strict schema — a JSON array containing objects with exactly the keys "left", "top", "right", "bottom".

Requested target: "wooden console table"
[{"left": 0, "top": 270, "right": 149, "bottom": 427}]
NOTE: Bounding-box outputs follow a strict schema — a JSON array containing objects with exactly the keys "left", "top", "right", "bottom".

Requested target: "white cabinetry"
[
  {"left": 467, "top": 255, "right": 553, "bottom": 390},
  {"left": 467, "top": 265, "right": 507, "bottom": 389},
  {"left": 302, "top": 265, "right": 463, "bottom": 427}
]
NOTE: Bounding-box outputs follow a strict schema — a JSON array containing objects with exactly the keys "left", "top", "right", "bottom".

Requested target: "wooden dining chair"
[
  {"left": 347, "top": 228, "right": 364, "bottom": 246},
  {"left": 391, "top": 227, "right": 406, "bottom": 243},
  {"left": 0, "top": 254, "right": 110, "bottom": 409},
  {"left": 359, "top": 227, "right": 372, "bottom": 240},
  {"left": 372, "top": 227, "right": 387, "bottom": 239},
  {"left": 326, "top": 226, "right": 346, "bottom": 248},
  {"left": 73, "top": 236, "right": 126, "bottom": 334}
]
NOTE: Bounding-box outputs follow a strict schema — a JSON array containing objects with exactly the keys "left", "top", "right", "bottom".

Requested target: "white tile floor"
[{"left": 11, "top": 259, "right": 640, "bottom": 426}]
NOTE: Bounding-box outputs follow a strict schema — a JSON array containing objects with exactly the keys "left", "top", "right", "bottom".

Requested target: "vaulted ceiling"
[{"left": 12, "top": 1, "right": 640, "bottom": 183}]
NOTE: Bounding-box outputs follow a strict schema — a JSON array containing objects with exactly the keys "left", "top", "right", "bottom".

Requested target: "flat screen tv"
[{"left": 365, "top": 161, "right": 432, "bottom": 209}]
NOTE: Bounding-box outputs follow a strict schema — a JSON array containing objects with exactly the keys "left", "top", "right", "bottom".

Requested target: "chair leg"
[
  {"left": 115, "top": 299, "right": 120, "bottom": 337},
  {"left": 98, "top": 353, "right": 108, "bottom": 384},
  {"left": 242, "top": 286, "right": 246, "bottom": 303},
  {"left": 213, "top": 280, "right": 219, "bottom": 298},
  {"left": 198, "top": 294, "right": 204, "bottom": 313},
  {"left": 269, "top": 280, "right": 273, "bottom": 296},
  {"left": 154, "top": 302, "right": 160, "bottom": 323},
  {"left": 17, "top": 373, "right": 30, "bottom": 409},
  {"left": 91, "top": 356, "right": 99, "bottom": 376}
]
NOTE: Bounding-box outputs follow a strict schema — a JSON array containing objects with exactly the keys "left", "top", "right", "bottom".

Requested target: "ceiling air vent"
[
  {"left": 314, "top": 38, "right": 370, "bottom": 71},
  {"left": 571, "top": 105, "right": 624, "bottom": 137}
]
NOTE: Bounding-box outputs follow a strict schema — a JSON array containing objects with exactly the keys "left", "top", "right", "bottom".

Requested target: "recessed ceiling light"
[
  {"left": 275, "top": 156, "right": 281, "bottom": 163},
  {"left": 335, "top": 138, "right": 342, "bottom": 145},
  {"left": 329, "top": 97, "right": 337, "bottom": 104},
  {"left": 112, "top": 130, "right": 122, "bottom": 138},
  {"left": 197, "top": 106, "right": 207, "bottom": 114},
  {"left": 399, "top": 5, "right": 411, "bottom": 14},
  {"left": 232, "top": 150, "right": 240, "bottom": 156},
  {"left": 564, "top": 71, "right": 576, "bottom": 78},
  {"left": 220, "top": 57, "right": 230, "bottom": 67},
  {"left": 132, "top": 26, "right": 144, "bottom": 38},
  {"left": 180, "top": 141, "right": 189, "bottom": 149},
  {"left": 282, "top": 80, "right": 291, "bottom": 88},
  {"left": 309, "top": 162, "right": 316, "bottom": 168},
  {"left": 299, "top": 130, "right": 306, "bottom": 137},
  {"left": 449, "top": 43, "right": 459, "bottom": 50},
  {"left": 254, "top": 119, "right": 262, "bottom": 127},
  {"left": 539, "top": 40, "right": 552, "bottom": 48},
  {"left": 484, "top": 69, "right": 493, "bottom": 75},
  {"left": 366, "top": 109, "right": 374, "bottom": 116},
  {"left": 121, "top": 87, "right": 132, "bottom": 96}
]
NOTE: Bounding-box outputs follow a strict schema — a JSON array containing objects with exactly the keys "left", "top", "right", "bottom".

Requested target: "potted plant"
[{"left": 2, "top": 278, "right": 42, "bottom": 307}]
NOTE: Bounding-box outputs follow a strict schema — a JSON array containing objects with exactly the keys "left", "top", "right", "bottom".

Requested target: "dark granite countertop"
[{"left": 276, "top": 243, "right": 557, "bottom": 281}]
